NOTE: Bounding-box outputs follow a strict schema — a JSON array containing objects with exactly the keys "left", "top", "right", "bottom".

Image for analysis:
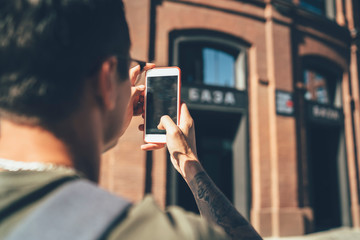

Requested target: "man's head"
[{"left": 0, "top": 0, "right": 131, "bottom": 125}]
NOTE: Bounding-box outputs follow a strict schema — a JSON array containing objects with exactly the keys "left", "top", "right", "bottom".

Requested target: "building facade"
[{"left": 100, "top": 0, "right": 360, "bottom": 237}]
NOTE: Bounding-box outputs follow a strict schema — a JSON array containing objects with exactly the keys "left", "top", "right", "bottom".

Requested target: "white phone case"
[{"left": 144, "top": 67, "right": 181, "bottom": 143}]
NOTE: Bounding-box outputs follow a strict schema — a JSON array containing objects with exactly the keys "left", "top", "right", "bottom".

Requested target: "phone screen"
[{"left": 146, "top": 75, "right": 178, "bottom": 135}]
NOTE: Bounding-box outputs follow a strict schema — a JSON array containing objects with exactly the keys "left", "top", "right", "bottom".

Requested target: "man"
[{"left": 0, "top": 0, "right": 262, "bottom": 239}]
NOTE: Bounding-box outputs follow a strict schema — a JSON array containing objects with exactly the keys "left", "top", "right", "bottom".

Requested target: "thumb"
[
  {"left": 157, "top": 115, "right": 177, "bottom": 131},
  {"left": 157, "top": 121, "right": 165, "bottom": 130},
  {"left": 179, "top": 103, "right": 192, "bottom": 128}
]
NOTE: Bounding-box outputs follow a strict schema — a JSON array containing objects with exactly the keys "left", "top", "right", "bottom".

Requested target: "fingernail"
[{"left": 137, "top": 85, "right": 145, "bottom": 90}]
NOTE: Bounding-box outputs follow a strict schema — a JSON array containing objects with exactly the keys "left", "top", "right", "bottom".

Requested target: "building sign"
[
  {"left": 306, "top": 101, "right": 343, "bottom": 125},
  {"left": 181, "top": 85, "right": 247, "bottom": 111},
  {"left": 276, "top": 90, "right": 294, "bottom": 116}
]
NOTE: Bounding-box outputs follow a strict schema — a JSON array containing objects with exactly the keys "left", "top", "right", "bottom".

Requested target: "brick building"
[{"left": 100, "top": 0, "right": 360, "bottom": 237}]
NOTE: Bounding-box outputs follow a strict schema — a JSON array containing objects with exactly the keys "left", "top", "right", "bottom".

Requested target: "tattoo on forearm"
[{"left": 189, "top": 171, "right": 262, "bottom": 240}]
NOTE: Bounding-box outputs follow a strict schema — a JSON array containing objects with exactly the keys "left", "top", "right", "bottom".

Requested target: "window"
[
  {"left": 300, "top": 0, "right": 326, "bottom": 15},
  {"left": 300, "top": 0, "right": 336, "bottom": 20},
  {"left": 178, "top": 41, "right": 246, "bottom": 90},
  {"left": 303, "top": 69, "right": 341, "bottom": 107},
  {"left": 303, "top": 70, "right": 329, "bottom": 103},
  {"left": 203, "top": 48, "right": 235, "bottom": 87}
]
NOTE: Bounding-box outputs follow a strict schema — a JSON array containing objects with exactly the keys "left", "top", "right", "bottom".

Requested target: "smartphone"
[{"left": 144, "top": 67, "right": 181, "bottom": 143}]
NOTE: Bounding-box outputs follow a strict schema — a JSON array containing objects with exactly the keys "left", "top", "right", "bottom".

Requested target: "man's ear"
[{"left": 96, "top": 56, "right": 118, "bottom": 111}]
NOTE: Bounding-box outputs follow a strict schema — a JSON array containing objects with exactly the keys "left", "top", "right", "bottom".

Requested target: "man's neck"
[
  {"left": 0, "top": 119, "right": 101, "bottom": 181},
  {"left": 0, "top": 120, "right": 74, "bottom": 165}
]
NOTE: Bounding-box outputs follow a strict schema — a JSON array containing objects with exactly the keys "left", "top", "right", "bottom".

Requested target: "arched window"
[
  {"left": 303, "top": 68, "right": 342, "bottom": 107},
  {"left": 179, "top": 42, "right": 237, "bottom": 88},
  {"left": 171, "top": 31, "right": 248, "bottom": 91}
]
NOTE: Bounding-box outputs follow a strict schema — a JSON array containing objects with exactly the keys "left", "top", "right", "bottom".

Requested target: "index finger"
[
  {"left": 130, "top": 63, "right": 156, "bottom": 85},
  {"left": 142, "top": 63, "right": 156, "bottom": 71}
]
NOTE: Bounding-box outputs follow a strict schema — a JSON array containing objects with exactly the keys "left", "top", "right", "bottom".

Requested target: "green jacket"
[{"left": 0, "top": 169, "right": 229, "bottom": 239}]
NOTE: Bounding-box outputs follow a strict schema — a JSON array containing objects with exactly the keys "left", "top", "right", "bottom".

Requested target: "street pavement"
[{"left": 264, "top": 227, "right": 360, "bottom": 240}]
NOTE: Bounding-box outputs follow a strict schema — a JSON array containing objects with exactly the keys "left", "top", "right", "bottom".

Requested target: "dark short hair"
[{"left": 0, "top": 0, "right": 131, "bottom": 124}]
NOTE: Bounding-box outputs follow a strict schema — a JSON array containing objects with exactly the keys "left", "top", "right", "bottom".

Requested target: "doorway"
[
  {"left": 306, "top": 123, "right": 342, "bottom": 231},
  {"left": 174, "top": 109, "right": 242, "bottom": 213}
]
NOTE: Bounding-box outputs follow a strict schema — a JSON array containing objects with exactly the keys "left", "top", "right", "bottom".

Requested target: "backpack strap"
[{"left": 6, "top": 179, "right": 132, "bottom": 240}]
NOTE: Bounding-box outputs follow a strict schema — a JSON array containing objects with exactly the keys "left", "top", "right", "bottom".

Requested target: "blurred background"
[{"left": 99, "top": 0, "right": 360, "bottom": 238}]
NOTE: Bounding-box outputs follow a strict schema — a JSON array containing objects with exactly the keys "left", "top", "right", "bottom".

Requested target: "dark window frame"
[
  {"left": 169, "top": 30, "right": 250, "bottom": 91},
  {"left": 178, "top": 41, "right": 239, "bottom": 88}
]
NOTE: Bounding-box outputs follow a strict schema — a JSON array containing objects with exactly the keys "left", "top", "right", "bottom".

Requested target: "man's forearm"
[{"left": 189, "top": 171, "right": 263, "bottom": 240}]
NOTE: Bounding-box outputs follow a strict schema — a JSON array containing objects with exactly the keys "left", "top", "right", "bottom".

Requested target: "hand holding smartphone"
[{"left": 144, "top": 67, "right": 181, "bottom": 143}]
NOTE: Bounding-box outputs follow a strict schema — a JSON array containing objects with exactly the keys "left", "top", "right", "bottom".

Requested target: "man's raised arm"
[
  {"left": 188, "top": 164, "right": 262, "bottom": 240},
  {"left": 141, "top": 103, "right": 263, "bottom": 240}
]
